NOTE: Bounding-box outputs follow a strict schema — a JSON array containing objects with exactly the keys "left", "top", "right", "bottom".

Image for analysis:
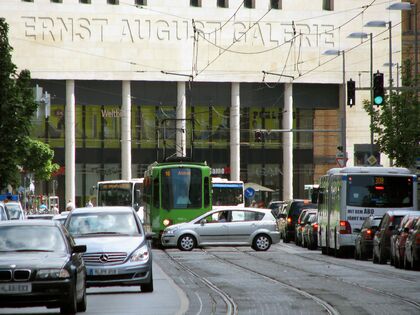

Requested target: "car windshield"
[
  {"left": 67, "top": 212, "right": 140, "bottom": 236},
  {"left": 0, "top": 225, "right": 66, "bottom": 252},
  {"left": 5, "top": 204, "right": 24, "bottom": 219}
]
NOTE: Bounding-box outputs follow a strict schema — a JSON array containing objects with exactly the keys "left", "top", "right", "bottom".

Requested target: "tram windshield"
[
  {"left": 161, "top": 168, "right": 202, "bottom": 209},
  {"left": 346, "top": 175, "right": 413, "bottom": 207}
]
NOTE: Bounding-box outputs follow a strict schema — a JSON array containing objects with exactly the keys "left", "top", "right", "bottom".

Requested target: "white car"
[{"left": 162, "top": 207, "right": 280, "bottom": 251}]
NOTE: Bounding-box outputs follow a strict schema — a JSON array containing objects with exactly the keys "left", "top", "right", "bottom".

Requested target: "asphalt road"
[{"left": 1, "top": 243, "right": 419, "bottom": 315}]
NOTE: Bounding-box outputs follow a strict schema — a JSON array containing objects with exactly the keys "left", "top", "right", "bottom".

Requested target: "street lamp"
[
  {"left": 365, "top": 20, "right": 393, "bottom": 93},
  {"left": 323, "top": 49, "right": 346, "bottom": 158},
  {"left": 388, "top": 2, "right": 418, "bottom": 83},
  {"left": 348, "top": 31, "right": 375, "bottom": 161}
]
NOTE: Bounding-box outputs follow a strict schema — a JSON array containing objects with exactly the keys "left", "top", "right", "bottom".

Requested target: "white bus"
[
  {"left": 212, "top": 177, "right": 245, "bottom": 208},
  {"left": 318, "top": 167, "right": 418, "bottom": 256},
  {"left": 96, "top": 178, "right": 144, "bottom": 219}
]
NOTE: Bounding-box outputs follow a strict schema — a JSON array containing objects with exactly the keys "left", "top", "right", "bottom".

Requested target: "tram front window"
[{"left": 162, "top": 168, "right": 202, "bottom": 209}]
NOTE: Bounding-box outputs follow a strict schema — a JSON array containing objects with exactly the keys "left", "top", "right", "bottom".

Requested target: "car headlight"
[
  {"left": 36, "top": 269, "right": 70, "bottom": 280},
  {"left": 130, "top": 244, "right": 150, "bottom": 263},
  {"left": 163, "top": 226, "right": 179, "bottom": 235}
]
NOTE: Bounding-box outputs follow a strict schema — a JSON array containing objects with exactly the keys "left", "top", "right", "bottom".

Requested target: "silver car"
[
  {"left": 65, "top": 207, "right": 154, "bottom": 292},
  {"left": 162, "top": 207, "right": 280, "bottom": 251},
  {"left": 4, "top": 201, "right": 26, "bottom": 220}
]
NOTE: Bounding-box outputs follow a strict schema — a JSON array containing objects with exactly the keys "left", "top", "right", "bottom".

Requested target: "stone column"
[
  {"left": 65, "top": 80, "right": 75, "bottom": 206},
  {"left": 283, "top": 83, "right": 293, "bottom": 200},
  {"left": 121, "top": 80, "right": 132, "bottom": 180},
  {"left": 230, "top": 82, "right": 240, "bottom": 181}
]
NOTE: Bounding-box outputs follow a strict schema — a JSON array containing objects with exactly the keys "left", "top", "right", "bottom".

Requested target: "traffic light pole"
[
  {"left": 341, "top": 51, "right": 346, "bottom": 160},
  {"left": 370, "top": 33, "right": 374, "bottom": 158}
]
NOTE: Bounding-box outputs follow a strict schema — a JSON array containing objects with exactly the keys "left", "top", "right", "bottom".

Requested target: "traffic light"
[
  {"left": 254, "top": 130, "right": 263, "bottom": 142},
  {"left": 373, "top": 72, "right": 384, "bottom": 106},
  {"left": 347, "top": 79, "right": 355, "bottom": 107}
]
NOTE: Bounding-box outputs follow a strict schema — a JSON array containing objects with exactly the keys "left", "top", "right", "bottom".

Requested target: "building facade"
[{"left": 1, "top": 0, "right": 402, "bottom": 208}]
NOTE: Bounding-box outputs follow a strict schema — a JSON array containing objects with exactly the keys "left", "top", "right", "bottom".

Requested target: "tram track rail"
[
  {"left": 163, "top": 249, "right": 238, "bottom": 315},
  {"left": 241, "top": 245, "right": 420, "bottom": 312},
  {"left": 199, "top": 248, "right": 340, "bottom": 315}
]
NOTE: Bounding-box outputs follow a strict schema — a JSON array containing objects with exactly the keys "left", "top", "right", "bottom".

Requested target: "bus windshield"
[
  {"left": 346, "top": 175, "right": 413, "bottom": 207},
  {"left": 213, "top": 184, "right": 244, "bottom": 206},
  {"left": 161, "top": 168, "right": 202, "bottom": 209},
  {"left": 98, "top": 183, "right": 133, "bottom": 206}
]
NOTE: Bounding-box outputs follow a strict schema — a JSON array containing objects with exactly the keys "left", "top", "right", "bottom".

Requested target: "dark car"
[
  {"left": 278, "top": 199, "right": 316, "bottom": 243},
  {"left": 390, "top": 214, "right": 420, "bottom": 268},
  {"left": 404, "top": 216, "right": 420, "bottom": 270},
  {"left": 302, "top": 213, "right": 318, "bottom": 250},
  {"left": 354, "top": 215, "right": 382, "bottom": 260},
  {"left": 295, "top": 209, "right": 317, "bottom": 247},
  {"left": 0, "top": 220, "right": 87, "bottom": 314},
  {"left": 65, "top": 206, "right": 154, "bottom": 292},
  {"left": 373, "top": 210, "right": 420, "bottom": 264}
]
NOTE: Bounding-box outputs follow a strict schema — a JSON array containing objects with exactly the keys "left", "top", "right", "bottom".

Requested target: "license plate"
[
  {"left": 88, "top": 268, "right": 118, "bottom": 276},
  {"left": 0, "top": 283, "right": 32, "bottom": 294}
]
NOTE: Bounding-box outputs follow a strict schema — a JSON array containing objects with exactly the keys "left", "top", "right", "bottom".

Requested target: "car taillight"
[
  {"left": 365, "top": 229, "right": 373, "bottom": 240},
  {"left": 313, "top": 223, "right": 318, "bottom": 231},
  {"left": 287, "top": 217, "right": 292, "bottom": 225},
  {"left": 339, "top": 220, "right": 351, "bottom": 234}
]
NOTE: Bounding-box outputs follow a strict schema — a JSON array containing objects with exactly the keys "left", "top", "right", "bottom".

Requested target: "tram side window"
[
  {"left": 204, "top": 177, "right": 210, "bottom": 207},
  {"left": 153, "top": 178, "right": 159, "bottom": 208}
]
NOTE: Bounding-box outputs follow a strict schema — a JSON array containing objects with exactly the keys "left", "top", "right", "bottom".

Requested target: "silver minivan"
[{"left": 161, "top": 207, "right": 280, "bottom": 251}]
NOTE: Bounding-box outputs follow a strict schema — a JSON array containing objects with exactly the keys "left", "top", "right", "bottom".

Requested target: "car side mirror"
[
  {"left": 133, "top": 203, "right": 140, "bottom": 211},
  {"left": 145, "top": 232, "right": 155, "bottom": 240},
  {"left": 73, "top": 245, "right": 87, "bottom": 254},
  {"left": 200, "top": 219, "right": 206, "bottom": 226}
]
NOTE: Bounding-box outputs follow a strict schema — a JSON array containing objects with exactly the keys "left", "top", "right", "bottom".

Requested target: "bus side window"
[
  {"left": 204, "top": 177, "right": 210, "bottom": 208},
  {"left": 153, "top": 178, "right": 159, "bottom": 208}
]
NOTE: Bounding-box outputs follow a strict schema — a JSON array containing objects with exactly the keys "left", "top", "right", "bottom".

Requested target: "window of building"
[
  {"left": 217, "top": 0, "right": 229, "bottom": 8},
  {"left": 244, "top": 0, "right": 255, "bottom": 9},
  {"left": 79, "top": 0, "right": 91, "bottom": 4},
  {"left": 107, "top": 0, "right": 119, "bottom": 5},
  {"left": 322, "top": 0, "right": 334, "bottom": 11},
  {"left": 22, "top": 0, "right": 34, "bottom": 2},
  {"left": 190, "top": 0, "right": 202, "bottom": 7},
  {"left": 270, "top": 0, "right": 281, "bottom": 10},
  {"left": 51, "top": 0, "right": 63, "bottom": 3},
  {"left": 135, "top": 0, "right": 147, "bottom": 5}
]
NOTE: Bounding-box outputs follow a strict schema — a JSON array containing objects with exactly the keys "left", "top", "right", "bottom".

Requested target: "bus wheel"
[
  {"left": 252, "top": 234, "right": 271, "bottom": 251},
  {"left": 178, "top": 234, "right": 196, "bottom": 251}
]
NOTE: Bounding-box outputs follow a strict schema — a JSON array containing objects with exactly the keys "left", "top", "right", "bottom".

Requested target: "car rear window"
[
  {"left": 391, "top": 215, "right": 405, "bottom": 228},
  {"left": 290, "top": 202, "right": 316, "bottom": 217}
]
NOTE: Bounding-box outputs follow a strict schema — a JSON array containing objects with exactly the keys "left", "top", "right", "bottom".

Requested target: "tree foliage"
[
  {"left": 363, "top": 59, "right": 420, "bottom": 168},
  {"left": 0, "top": 18, "right": 59, "bottom": 190}
]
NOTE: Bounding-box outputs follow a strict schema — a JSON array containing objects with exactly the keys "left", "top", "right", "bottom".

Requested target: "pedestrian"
[{"left": 66, "top": 200, "right": 75, "bottom": 212}]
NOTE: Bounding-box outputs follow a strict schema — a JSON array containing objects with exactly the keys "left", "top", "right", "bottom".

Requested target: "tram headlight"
[{"left": 163, "top": 218, "right": 173, "bottom": 227}]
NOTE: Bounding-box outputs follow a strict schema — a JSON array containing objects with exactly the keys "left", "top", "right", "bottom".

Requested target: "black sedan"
[{"left": 0, "top": 220, "right": 87, "bottom": 314}]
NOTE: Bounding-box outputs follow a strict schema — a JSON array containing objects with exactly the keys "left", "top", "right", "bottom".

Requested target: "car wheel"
[
  {"left": 76, "top": 285, "right": 87, "bottom": 312},
  {"left": 60, "top": 285, "right": 77, "bottom": 315},
  {"left": 252, "top": 234, "right": 272, "bottom": 251},
  {"left": 177, "top": 234, "right": 196, "bottom": 251},
  {"left": 378, "top": 246, "right": 386, "bottom": 264},
  {"left": 141, "top": 273, "right": 154, "bottom": 293},
  {"left": 372, "top": 250, "right": 378, "bottom": 264}
]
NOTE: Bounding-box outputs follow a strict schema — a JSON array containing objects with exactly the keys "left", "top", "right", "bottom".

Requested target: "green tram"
[{"left": 142, "top": 159, "right": 212, "bottom": 243}]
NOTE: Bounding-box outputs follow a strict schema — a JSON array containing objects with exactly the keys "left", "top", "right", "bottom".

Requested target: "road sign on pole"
[{"left": 336, "top": 157, "right": 348, "bottom": 168}]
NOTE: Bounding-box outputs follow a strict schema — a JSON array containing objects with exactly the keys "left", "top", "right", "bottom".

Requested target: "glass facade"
[{"left": 30, "top": 80, "right": 339, "bottom": 210}]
